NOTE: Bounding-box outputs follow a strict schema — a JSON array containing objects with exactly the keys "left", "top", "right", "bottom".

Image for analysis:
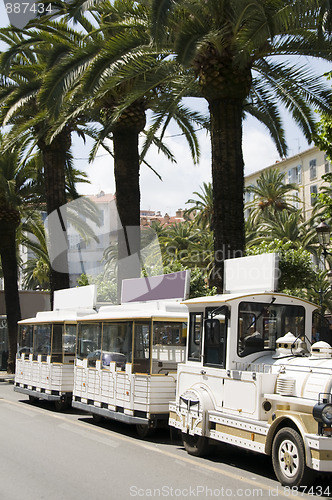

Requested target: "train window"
[
  {"left": 204, "top": 308, "right": 228, "bottom": 368},
  {"left": 51, "top": 324, "right": 63, "bottom": 363},
  {"left": 64, "top": 324, "right": 77, "bottom": 355},
  {"left": 153, "top": 322, "right": 186, "bottom": 346},
  {"left": 17, "top": 325, "right": 33, "bottom": 358},
  {"left": 133, "top": 322, "right": 151, "bottom": 374},
  {"left": 238, "top": 302, "right": 305, "bottom": 357},
  {"left": 33, "top": 324, "right": 51, "bottom": 361},
  {"left": 101, "top": 322, "right": 132, "bottom": 370},
  {"left": 77, "top": 323, "right": 102, "bottom": 366},
  {"left": 188, "top": 313, "right": 203, "bottom": 361}
]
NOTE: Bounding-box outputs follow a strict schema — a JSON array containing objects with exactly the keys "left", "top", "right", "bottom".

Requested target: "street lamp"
[{"left": 316, "top": 221, "right": 331, "bottom": 256}]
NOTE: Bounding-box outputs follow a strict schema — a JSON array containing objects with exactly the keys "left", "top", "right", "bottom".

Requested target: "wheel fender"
[
  {"left": 265, "top": 415, "right": 312, "bottom": 468},
  {"left": 178, "top": 385, "right": 214, "bottom": 437}
]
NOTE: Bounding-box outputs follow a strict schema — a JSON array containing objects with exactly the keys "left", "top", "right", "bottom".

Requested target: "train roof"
[
  {"left": 77, "top": 300, "right": 188, "bottom": 322},
  {"left": 18, "top": 308, "right": 97, "bottom": 325},
  {"left": 182, "top": 291, "right": 318, "bottom": 309}
]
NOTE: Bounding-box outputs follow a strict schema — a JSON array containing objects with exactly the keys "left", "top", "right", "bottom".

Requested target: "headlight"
[{"left": 313, "top": 402, "right": 332, "bottom": 426}]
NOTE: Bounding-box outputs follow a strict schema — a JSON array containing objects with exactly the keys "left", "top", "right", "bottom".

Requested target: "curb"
[{"left": 0, "top": 373, "right": 15, "bottom": 384}]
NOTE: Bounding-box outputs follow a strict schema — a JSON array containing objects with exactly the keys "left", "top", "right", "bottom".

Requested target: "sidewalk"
[{"left": 0, "top": 372, "right": 15, "bottom": 383}]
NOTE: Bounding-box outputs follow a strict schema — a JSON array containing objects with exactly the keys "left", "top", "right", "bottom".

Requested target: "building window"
[
  {"left": 325, "top": 154, "right": 331, "bottom": 174},
  {"left": 68, "top": 234, "right": 80, "bottom": 249},
  {"left": 310, "top": 185, "right": 318, "bottom": 206},
  {"left": 288, "top": 169, "right": 295, "bottom": 184},
  {"left": 244, "top": 191, "right": 254, "bottom": 204},
  {"left": 287, "top": 165, "right": 302, "bottom": 185},
  {"left": 297, "top": 165, "right": 302, "bottom": 184},
  {"left": 309, "top": 159, "right": 317, "bottom": 180},
  {"left": 293, "top": 191, "right": 299, "bottom": 209}
]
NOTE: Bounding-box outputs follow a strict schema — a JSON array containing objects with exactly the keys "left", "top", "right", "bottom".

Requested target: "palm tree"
[
  {"left": 0, "top": 133, "right": 38, "bottom": 373},
  {"left": 157, "top": 221, "right": 199, "bottom": 262},
  {"left": 0, "top": 24, "right": 91, "bottom": 297},
  {"left": 21, "top": 212, "right": 51, "bottom": 290},
  {"left": 246, "top": 209, "right": 317, "bottom": 251},
  {"left": 152, "top": 0, "right": 332, "bottom": 290},
  {"left": 245, "top": 168, "right": 300, "bottom": 223},
  {"left": 305, "top": 270, "right": 332, "bottom": 317},
  {"left": 185, "top": 182, "right": 213, "bottom": 229},
  {"left": 36, "top": 0, "right": 206, "bottom": 296}
]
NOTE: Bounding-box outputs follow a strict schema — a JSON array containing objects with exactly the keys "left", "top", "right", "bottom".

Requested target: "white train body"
[
  {"left": 72, "top": 300, "right": 188, "bottom": 432},
  {"left": 14, "top": 286, "right": 97, "bottom": 407},
  {"left": 170, "top": 255, "right": 332, "bottom": 487}
]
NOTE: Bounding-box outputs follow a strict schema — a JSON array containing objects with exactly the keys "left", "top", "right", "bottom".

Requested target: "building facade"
[
  {"left": 244, "top": 146, "right": 331, "bottom": 220},
  {"left": 67, "top": 192, "right": 186, "bottom": 284}
]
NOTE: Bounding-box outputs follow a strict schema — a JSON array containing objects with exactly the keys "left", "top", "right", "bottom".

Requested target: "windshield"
[{"left": 238, "top": 301, "right": 305, "bottom": 357}]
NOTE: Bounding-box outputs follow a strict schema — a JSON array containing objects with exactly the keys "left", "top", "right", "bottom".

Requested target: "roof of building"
[{"left": 88, "top": 192, "right": 116, "bottom": 203}]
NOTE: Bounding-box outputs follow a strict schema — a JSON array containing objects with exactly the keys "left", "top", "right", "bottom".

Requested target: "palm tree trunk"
[
  {"left": 113, "top": 125, "right": 142, "bottom": 301},
  {"left": 39, "top": 130, "right": 71, "bottom": 304},
  {"left": 209, "top": 98, "right": 245, "bottom": 291},
  {"left": 0, "top": 229, "right": 21, "bottom": 373}
]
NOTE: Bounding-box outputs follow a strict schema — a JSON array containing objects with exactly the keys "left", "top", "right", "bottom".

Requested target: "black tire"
[
  {"left": 28, "top": 395, "right": 38, "bottom": 403},
  {"left": 92, "top": 413, "right": 103, "bottom": 424},
  {"left": 182, "top": 432, "right": 211, "bottom": 457},
  {"left": 54, "top": 399, "right": 69, "bottom": 412},
  {"left": 136, "top": 423, "right": 155, "bottom": 438},
  {"left": 272, "top": 427, "right": 315, "bottom": 487}
]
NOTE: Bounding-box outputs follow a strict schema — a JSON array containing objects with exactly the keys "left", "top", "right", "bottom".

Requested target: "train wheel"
[
  {"left": 92, "top": 413, "right": 103, "bottom": 424},
  {"left": 54, "top": 399, "right": 69, "bottom": 412},
  {"left": 182, "top": 433, "right": 211, "bottom": 457},
  {"left": 272, "top": 427, "right": 315, "bottom": 487},
  {"left": 136, "top": 423, "right": 155, "bottom": 438}
]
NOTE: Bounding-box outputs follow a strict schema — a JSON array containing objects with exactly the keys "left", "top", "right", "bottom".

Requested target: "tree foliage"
[{"left": 246, "top": 239, "right": 317, "bottom": 294}]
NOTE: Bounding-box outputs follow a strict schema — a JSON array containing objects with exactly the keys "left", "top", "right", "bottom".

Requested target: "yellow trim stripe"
[{"left": 215, "top": 423, "right": 266, "bottom": 444}]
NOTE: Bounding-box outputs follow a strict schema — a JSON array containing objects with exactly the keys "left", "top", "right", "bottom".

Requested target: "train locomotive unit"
[
  {"left": 169, "top": 254, "right": 332, "bottom": 487},
  {"left": 14, "top": 285, "right": 97, "bottom": 410}
]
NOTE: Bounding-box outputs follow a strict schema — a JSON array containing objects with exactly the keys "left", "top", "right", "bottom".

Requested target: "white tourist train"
[
  {"left": 72, "top": 298, "right": 187, "bottom": 436},
  {"left": 12, "top": 255, "right": 332, "bottom": 487},
  {"left": 14, "top": 271, "right": 189, "bottom": 431},
  {"left": 14, "top": 285, "right": 97, "bottom": 410},
  {"left": 169, "top": 254, "right": 332, "bottom": 487}
]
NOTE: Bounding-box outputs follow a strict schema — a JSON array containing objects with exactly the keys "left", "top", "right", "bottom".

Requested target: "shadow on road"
[{"left": 17, "top": 397, "right": 332, "bottom": 496}]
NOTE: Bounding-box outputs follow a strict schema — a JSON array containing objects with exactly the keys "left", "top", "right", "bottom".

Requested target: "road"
[{"left": 0, "top": 382, "right": 331, "bottom": 500}]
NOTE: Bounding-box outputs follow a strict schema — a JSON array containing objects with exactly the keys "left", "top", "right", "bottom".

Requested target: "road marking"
[
  {"left": 0, "top": 402, "right": 35, "bottom": 416},
  {"left": 0, "top": 398, "right": 294, "bottom": 498}
]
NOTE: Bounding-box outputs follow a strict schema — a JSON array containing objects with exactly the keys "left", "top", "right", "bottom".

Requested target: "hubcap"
[{"left": 278, "top": 439, "right": 299, "bottom": 478}]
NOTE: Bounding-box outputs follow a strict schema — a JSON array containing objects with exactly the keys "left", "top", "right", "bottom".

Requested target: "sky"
[{"left": 0, "top": 3, "right": 331, "bottom": 215}]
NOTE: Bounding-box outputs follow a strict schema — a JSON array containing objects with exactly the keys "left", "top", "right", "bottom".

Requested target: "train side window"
[
  {"left": 204, "top": 314, "right": 228, "bottom": 368},
  {"left": 77, "top": 323, "right": 102, "bottom": 367},
  {"left": 188, "top": 313, "right": 203, "bottom": 361},
  {"left": 133, "top": 322, "right": 151, "bottom": 374},
  {"left": 33, "top": 324, "right": 51, "bottom": 361},
  {"left": 102, "top": 322, "right": 132, "bottom": 370},
  {"left": 17, "top": 325, "right": 33, "bottom": 358},
  {"left": 51, "top": 324, "right": 63, "bottom": 363}
]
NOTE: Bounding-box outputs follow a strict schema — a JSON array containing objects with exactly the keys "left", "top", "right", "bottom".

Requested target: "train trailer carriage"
[
  {"left": 72, "top": 300, "right": 187, "bottom": 436},
  {"left": 169, "top": 254, "right": 332, "bottom": 487},
  {"left": 14, "top": 285, "right": 97, "bottom": 410}
]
